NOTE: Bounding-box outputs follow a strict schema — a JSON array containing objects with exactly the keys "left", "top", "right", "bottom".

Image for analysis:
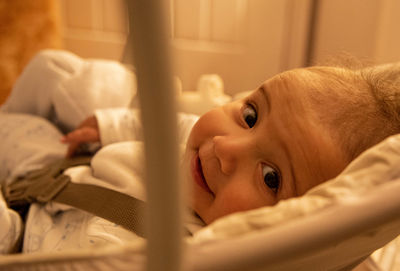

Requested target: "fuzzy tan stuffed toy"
[{"left": 0, "top": 0, "right": 61, "bottom": 105}]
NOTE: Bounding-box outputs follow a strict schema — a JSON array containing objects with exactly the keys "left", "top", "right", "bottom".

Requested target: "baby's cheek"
[{"left": 214, "top": 187, "right": 268, "bottom": 218}]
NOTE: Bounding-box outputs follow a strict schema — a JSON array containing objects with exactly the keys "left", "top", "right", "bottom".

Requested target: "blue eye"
[
  {"left": 262, "top": 165, "right": 280, "bottom": 193},
  {"left": 243, "top": 104, "right": 257, "bottom": 128}
]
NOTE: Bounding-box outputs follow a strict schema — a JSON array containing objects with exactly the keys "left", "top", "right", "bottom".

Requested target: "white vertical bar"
[
  {"left": 125, "top": 1, "right": 183, "bottom": 271},
  {"left": 170, "top": 0, "right": 175, "bottom": 38},
  {"left": 199, "top": 0, "right": 211, "bottom": 40},
  {"left": 235, "top": 0, "right": 247, "bottom": 43},
  {"left": 374, "top": 0, "right": 395, "bottom": 62},
  {"left": 92, "top": 0, "right": 104, "bottom": 30}
]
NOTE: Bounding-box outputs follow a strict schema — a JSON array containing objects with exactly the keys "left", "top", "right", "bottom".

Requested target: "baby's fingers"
[
  {"left": 62, "top": 127, "right": 100, "bottom": 144},
  {"left": 61, "top": 127, "right": 100, "bottom": 157}
]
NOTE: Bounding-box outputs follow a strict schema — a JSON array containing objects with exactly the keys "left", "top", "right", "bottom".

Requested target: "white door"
[
  {"left": 61, "top": 0, "right": 312, "bottom": 95},
  {"left": 171, "top": 0, "right": 312, "bottom": 94}
]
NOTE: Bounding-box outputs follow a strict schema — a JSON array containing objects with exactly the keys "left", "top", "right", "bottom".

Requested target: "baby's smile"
[{"left": 191, "top": 153, "right": 214, "bottom": 195}]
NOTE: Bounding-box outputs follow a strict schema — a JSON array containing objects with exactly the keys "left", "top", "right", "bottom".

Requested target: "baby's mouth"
[{"left": 192, "top": 153, "right": 214, "bottom": 195}]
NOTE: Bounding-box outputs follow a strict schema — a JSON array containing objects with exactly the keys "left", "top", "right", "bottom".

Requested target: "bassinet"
[{"left": 0, "top": 1, "right": 399, "bottom": 271}]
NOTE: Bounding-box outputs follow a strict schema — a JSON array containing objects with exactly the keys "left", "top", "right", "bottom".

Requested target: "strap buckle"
[{"left": 4, "top": 167, "right": 70, "bottom": 209}]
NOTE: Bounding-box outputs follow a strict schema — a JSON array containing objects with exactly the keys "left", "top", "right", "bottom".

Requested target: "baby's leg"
[
  {"left": 0, "top": 113, "right": 66, "bottom": 184},
  {"left": 1, "top": 50, "right": 135, "bottom": 133},
  {"left": 0, "top": 50, "right": 84, "bottom": 132},
  {"left": 0, "top": 113, "right": 65, "bottom": 254}
]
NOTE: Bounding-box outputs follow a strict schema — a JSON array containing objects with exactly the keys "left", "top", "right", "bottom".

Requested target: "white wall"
[
  {"left": 59, "top": 0, "right": 128, "bottom": 60},
  {"left": 312, "top": 0, "right": 400, "bottom": 65},
  {"left": 59, "top": 0, "right": 311, "bottom": 94},
  {"left": 59, "top": 0, "right": 400, "bottom": 94}
]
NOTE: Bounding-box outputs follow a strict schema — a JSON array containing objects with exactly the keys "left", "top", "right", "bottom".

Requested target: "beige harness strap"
[
  {"left": 4, "top": 156, "right": 146, "bottom": 237},
  {"left": 54, "top": 180, "right": 146, "bottom": 236}
]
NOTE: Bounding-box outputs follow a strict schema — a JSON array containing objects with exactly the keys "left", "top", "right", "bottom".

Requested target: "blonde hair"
[{"left": 293, "top": 63, "right": 400, "bottom": 161}]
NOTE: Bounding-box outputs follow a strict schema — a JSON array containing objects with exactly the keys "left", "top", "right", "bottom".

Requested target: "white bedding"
[{"left": 0, "top": 50, "right": 399, "bottom": 270}]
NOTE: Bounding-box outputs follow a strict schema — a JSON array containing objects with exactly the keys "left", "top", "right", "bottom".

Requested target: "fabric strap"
[
  {"left": 55, "top": 180, "right": 147, "bottom": 237},
  {"left": 4, "top": 156, "right": 148, "bottom": 237}
]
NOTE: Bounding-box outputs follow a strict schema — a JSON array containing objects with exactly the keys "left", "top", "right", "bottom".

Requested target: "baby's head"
[{"left": 183, "top": 63, "right": 400, "bottom": 224}]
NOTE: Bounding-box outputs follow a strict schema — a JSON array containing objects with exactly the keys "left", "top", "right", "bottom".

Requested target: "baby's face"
[{"left": 183, "top": 70, "right": 348, "bottom": 224}]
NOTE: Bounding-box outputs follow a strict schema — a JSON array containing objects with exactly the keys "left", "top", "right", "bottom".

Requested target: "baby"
[
  {"left": 1, "top": 50, "right": 399, "bottom": 253},
  {"left": 62, "top": 62, "right": 400, "bottom": 225}
]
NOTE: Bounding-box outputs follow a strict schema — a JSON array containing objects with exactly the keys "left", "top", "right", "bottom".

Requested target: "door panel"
[
  {"left": 171, "top": 0, "right": 311, "bottom": 94},
  {"left": 60, "top": 0, "right": 312, "bottom": 95}
]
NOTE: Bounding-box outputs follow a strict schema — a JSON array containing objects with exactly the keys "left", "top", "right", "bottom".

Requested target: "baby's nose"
[{"left": 213, "top": 135, "right": 249, "bottom": 175}]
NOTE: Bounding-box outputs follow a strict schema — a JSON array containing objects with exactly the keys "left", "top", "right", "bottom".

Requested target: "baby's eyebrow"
[{"left": 258, "top": 86, "right": 271, "bottom": 114}]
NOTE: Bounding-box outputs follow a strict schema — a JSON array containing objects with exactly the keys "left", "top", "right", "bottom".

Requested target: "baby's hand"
[{"left": 61, "top": 115, "right": 100, "bottom": 157}]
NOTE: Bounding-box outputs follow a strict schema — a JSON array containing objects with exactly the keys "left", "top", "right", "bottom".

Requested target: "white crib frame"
[{"left": 125, "top": 1, "right": 183, "bottom": 271}]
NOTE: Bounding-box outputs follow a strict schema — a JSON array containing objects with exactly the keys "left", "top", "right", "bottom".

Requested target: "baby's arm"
[
  {"left": 62, "top": 108, "right": 143, "bottom": 157},
  {"left": 62, "top": 107, "right": 199, "bottom": 157}
]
